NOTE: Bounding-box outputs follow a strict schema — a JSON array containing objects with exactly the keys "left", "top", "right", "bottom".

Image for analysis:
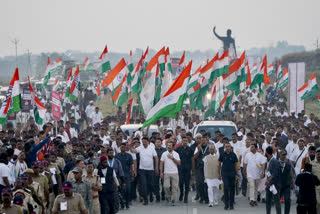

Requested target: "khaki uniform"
[
  {"left": 67, "top": 168, "right": 88, "bottom": 182},
  {"left": 0, "top": 204, "right": 23, "bottom": 214},
  {"left": 52, "top": 193, "right": 86, "bottom": 214},
  {"left": 311, "top": 160, "right": 320, "bottom": 214},
  {"left": 56, "top": 157, "right": 66, "bottom": 170},
  {"left": 84, "top": 174, "right": 102, "bottom": 214},
  {"left": 13, "top": 189, "right": 39, "bottom": 214}
]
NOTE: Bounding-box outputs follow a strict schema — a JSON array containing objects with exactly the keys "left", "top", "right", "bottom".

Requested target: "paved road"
[{"left": 118, "top": 192, "right": 297, "bottom": 214}]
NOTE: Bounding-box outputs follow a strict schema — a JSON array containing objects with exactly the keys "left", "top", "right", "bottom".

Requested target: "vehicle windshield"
[
  {"left": 196, "top": 125, "right": 236, "bottom": 140},
  {"left": 122, "top": 128, "right": 158, "bottom": 138}
]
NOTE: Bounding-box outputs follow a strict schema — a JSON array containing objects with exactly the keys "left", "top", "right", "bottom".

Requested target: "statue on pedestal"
[{"left": 213, "top": 26, "right": 237, "bottom": 57}]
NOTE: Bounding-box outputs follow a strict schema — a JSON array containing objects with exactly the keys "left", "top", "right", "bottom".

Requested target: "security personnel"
[
  {"left": 154, "top": 138, "right": 166, "bottom": 202},
  {"left": 115, "top": 143, "right": 134, "bottom": 209},
  {"left": 0, "top": 188, "right": 23, "bottom": 214},
  {"left": 52, "top": 181, "right": 87, "bottom": 214},
  {"left": 71, "top": 167, "right": 93, "bottom": 214},
  {"left": 97, "top": 155, "right": 120, "bottom": 214},
  {"left": 31, "top": 161, "right": 50, "bottom": 209},
  {"left": 176, "top": 136, "right": 193, "bottom": 203},
  {"left": 83, "top": 161, "right": 102, "bottom": 214}
]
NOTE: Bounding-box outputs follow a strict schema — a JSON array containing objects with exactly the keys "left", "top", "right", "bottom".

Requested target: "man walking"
[
  {"left": 160, "top": 141, "right": 181, "bottom": 206},
  {"left": 154, "top": 138, "right": 166, "bottom": 202}
]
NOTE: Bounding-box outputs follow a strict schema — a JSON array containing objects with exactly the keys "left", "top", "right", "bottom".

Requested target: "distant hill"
[{"left": 281, "top": 49, "right": 320, "bottom": 71}]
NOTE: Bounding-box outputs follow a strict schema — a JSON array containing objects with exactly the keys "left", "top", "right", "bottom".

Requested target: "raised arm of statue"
[{"left": 213, "top": 26, "right": 223, "bottom": 41}]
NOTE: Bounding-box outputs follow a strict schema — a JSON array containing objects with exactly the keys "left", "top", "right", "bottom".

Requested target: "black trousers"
[
  {"left": 266, "top": 187, "right": 281, "bottom": 214},
  {"left": 280, "top": 186, "right": 291, "bottom": 214},
  {"left": 99, "top": 193, "right": 115, "bottom": 214},
  {"left": 222, "top": 174, "right": 235, "bottom": 207},
  {"left": 139, "top": 169, "right": 154, "bottom": 201},
  {"left": 195, "top": 167, "right": 208, "bottom": 201},
  {"left": 154, "top": 175, "right": 165, "bottom": 199},
  {"left": 179, "top": 169, "right": 191, "bottom": 196},
  {"left": 297, "top": 204, "right": 317, "bottom": 214},
  {"left": 241, "top": 167, "right": 247, "bottom": 196}
]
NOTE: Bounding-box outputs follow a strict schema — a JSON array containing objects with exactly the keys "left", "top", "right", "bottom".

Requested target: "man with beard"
[
  {"left": 301, "top": 146, "right": 316, "bottom": 171},
  {"left": 52, "top": 181, "right": 86, "bottom": 214},
  {"left": 0, "top": 188, "right": 23, "bottom": 213},
  {"left": 97, "top": 156, "right": 119, "bottom": 214}
]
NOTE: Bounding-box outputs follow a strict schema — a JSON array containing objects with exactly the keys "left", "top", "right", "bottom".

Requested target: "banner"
[
  {"left": 22, "top": 88, "right": 33, "bottom": 113},
  {"left": 289, "top": 62, "right": 305, "bottom": 114},
  {"left": 51, "top": 91, "right": 61, "bottom": 121}
]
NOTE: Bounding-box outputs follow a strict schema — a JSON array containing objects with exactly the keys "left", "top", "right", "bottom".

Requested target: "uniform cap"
[{"left": 62, "top": 181, "right": 73, "bottom": 189}]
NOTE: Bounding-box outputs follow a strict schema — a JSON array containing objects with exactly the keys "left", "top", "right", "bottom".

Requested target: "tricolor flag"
[
  {"left": 187, "top": 65, "right": 202, "bottom": 96},
  {"left": 126, "top": 98, "right": 135, "bottom": 124},
  {"left": 210, "top": 50, "right": 229, "bottom": 82},
  {"left": 204, "top": 76, "right": 224, "bottom": 118},
  {"left": 99, "top": 45, "right": 111, "bottom": 74},
  {"left": 276, "top": 68, "right": 289, "bottom": 89},
  {"left": 52, "top": 78, "right": 61, "bottom": 91},
  {"left": 142, "top": 61, "right": 192, "bottom": 128},
  {"left": 82, "top": 57, "right": 90, "bottom": 71},
  {"left": 96, "top": 71, "right": 101, "bottom": 100},
  {"left": 102, "top": 58, "right": 128, "bottom": 93},
  {"left": 127, "top": 50, "right": 134, "bottom": 84},
  {"left": 246, "top": 62, "right": 252, "bottom": 87},
  {"left": 298, "top": 73, "right": 318, "bottom": 100},
  {"left": 69, "top": 66, "right": 80, "bottom": 101},
  {"left": 62, "top": 68, "right": 73, "bottom": 99},
  {"left": 44, "top": 57, "right": 62, "bottom": 87},
  {"left": 274, "top": 60, "right": 282, "bottom": 86},
  {"left": 250, "top": 55, "right": 270, "bottom": 92},
  {"left": 145, "top": 47, "right": 165, "bottom": 73},
  {"left": 28, "top": 77, "right": 46, "bottom": 125},
  {"left": 221, "top": 90, "right": 233, "bottom": 111},
  {"left": 0, "top": 68, "right": 22, "bottom": 124},
  {"left": 176, "top": 51, "right": 185, "bottom": 77},
  {"left": 131, "top": 49, "right": 148, "bottom": 94},
  {"left": 267, "top": 63, "right": 274, "bottom": 76},
  {"left": 112, "top": 74, "right": 128, "bottom": 107}
]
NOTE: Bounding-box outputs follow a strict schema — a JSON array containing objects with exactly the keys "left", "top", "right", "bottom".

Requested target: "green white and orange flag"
[
  {"left": 298, "top": 73, "right": 318, "bottom": 100},
  {"left": 0, "top": 68, "right": 22, "bottom": 124},
  {"left": 62, "top": 68, "right": 73, "bottom": 99},
  {"left": 28, "top": 77, "right": 46, "bottom": 125},
  {"left": 250, "top": 55, "right": 270, "bottom": 91},
  {"left": 127, "top": 50, "right": 134, "bottom": 84},
  {"left": 276, "top": 68, "right": 289, "bottom": 90},
  {"left": 82, "top": 57, "right": 90, "bottom": 71},
  {"left": 246, "top": 62, "right": 252, "bottom": 87},
  {"left": 221, "top": 90, "right": 233, "bottom": 111},
  {"left": 68, "top": 66, "right": 80, "bottom": 102},
  {"left": 52, "top": 78, "right": 61, "bottom": 91},
  {"left": 102, "top": 58, "right": 128, "bottom": 92},
  {"left": 99, "top": 45, "right": 111, "bottom": 74},
  {"left": 142, "top": 61, "right": 192, "bottom": 128},
  {"left": 145, "top": 47, "right": 165, "bottom": 73},
  {"left": 112, "top": 74, "right": 128, "bottom": 107},
  {"left": 210, "top": 49, "right": 229, "bottom": 82},
  {"left": 126, "top": 98, "right": 135, "bottom": 124},
  {"left": 96, "top": 71, "right": 101, "bottom": 100},
  {"left": 131, "top": 48, "right": 148, "bottom": 94},
  {"left": 204, "top": 76, "right": 224, "bottom": 118},
  {"left": 274, "top": 60, "right": 282, "bottom": 85},
  {"left": 44, "top": 57, "right": 62, "bottom": 87},
  {"left": 267, "top": 63, "right": 274, "bottom": 76}
]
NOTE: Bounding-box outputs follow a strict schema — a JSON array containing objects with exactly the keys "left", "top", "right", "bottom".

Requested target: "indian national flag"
[
  {"left": 274, "top": 60, "right": 282, "bottom": 85},
  {"left": 53, "top": 78, "right": 61, "bottom": 91},
  {"left": 127, "top": 50, "right": 134, "bottom": 84},
  {"left": 99, "top": 45, "right": 111, "bottom": 74},
  {"left": 112, "top": 74, "right": 128, "bottom": 107},
  {"left": 298, "top": 73, "right": 318, "bottom": 100},
  {"left": 126, "top": 98, "right": 135, "bottom": 124},
  {"left": 221, "top": 90, "right": 233, "bottom": 111},
  {"left": 223, "top": 52, "right": 246, "bottom": 94},
  {"left": 145, "top": 47, "right": 165, "bottom": 73},
  {"left": 210, "top": 49, "right": 229, "bottom": 82},
  {"left": 44, "top": 57, "right": 62, "bottom": 87},
  {"left": 142, "top": 61, "right": 192, "bottom": 128},
  {"left": 0, "top": 68, "right": 22, "bottom": 124},
  {"left": 102, "top": 58, "right": 128, "bottom": 92},
  {"left": 250, "top": 55, "right": 270, "bottom": 91},
  {"left": 267, "top": 63, "right": 274, "bottom": 76},
  {"left": 96, "top": 71, "right": 101, "bottom": 100},
  {"left": 131, "top": 49, "right": 148, "bottom": 94},
  {"left": 277, "top": 68, "right": 289, "bottom": 89},
  {"left": 176, "top": 51, "right": 185, "bottom": 77},
  {"left": 82, "top": 57, "right": 90, "bottom": 71},
  {"left": 28, "top": 77, "right": 46, "bottom": 125},
  {"left": 69, "top": 66, "right": 80, "bottom": 102},
  {"left": 62, "top": 68, "right": 73, "bottom": 99},
  {"left": 246, "top": 62, "right": 252, "bottom": 87},
  {"left": 204, "top": 76, "right": 224, "bottom": 118},
  {"left": 187, "top": 65, "right": 201, "bottom": 96}
]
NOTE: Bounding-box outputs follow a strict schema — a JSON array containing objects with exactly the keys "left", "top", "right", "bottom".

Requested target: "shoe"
[
  {"left": 194, "top": 195, "right": 199, "bottom": 200},
  {"left": 257, "top": 194, "right": 261, "bottom": 202},
  {"left": 149, "top": 195, "right": 154, "bottom": 202},
  {"left": 230, "top": 205, "right": 234, "bottom": 210},
  {"left": 156, "top": 196, "right": 160, "bottom": 202},
  {"left": 199, "top": 199, "right": 204, "bottom": 204},
  {"left": 161, "top": 195, "right": 166, "bottom": 201},
  {"left": 205, "top": 200, "right": 209, "bottom": 204},
  {"left": 262, "top": 198, "right": 266, "bottom": 203},
  {"left": 120, "top": 204, "right": 125, "bottom": 210},
  {"left": 179, "top": 193, "right": 183, "bottom": 201},
  {"left": 254, "top": 201, "right": 258, "bottom": 206},
  {"left": 209, "top": 203, "right": 213, "bottom": 207},
  {"left": 125, "top": 204, "right": 129, "bottom": 209},
  {"left": 143, "top": 201, "right": 148, "bottom": 205},
  {"left": 224, "top": 206, "right": 229, "bottom": 210},
  {"left": 171, "top": 200, "right": 175, "bottom": 206},
  {"left": 165, "top": 198, "right": 170, "bottom": 205},
  {"left": 214, "top": 201, "right": 218, "bottom": 206},
  {"left": 249, "top": 200, "right": 254, "bottom": 207},
  {"left": 139, "top": 197, "right": 143, "bottom": 203}
]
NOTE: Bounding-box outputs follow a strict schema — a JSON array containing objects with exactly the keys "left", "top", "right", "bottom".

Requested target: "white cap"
[
  {"left": 90, "top": 101, "right": 94, "bottom": 104},
  {"left": 237, "top": 131, "right": 243, "bottom": 137}
]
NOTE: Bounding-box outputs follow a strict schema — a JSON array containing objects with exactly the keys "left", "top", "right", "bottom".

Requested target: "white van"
[
  {"left": 120, "top": 124, "right": 160, "bottom": 138},
  {"left": 193, "top": 121, "right": 237, "bottom": 140}
]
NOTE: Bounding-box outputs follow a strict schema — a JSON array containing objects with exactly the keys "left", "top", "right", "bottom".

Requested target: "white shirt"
[
  {"left": 70, "top": 127, "right": 78, "bottom": 138},
  {"left": 100, "top": 135, "right": 110, "bottom": 145},
  {"left": 57, "top": 131, "right": 70, "bottom": 143},
  {"left": 0, "top": 163, "right": 10, "bottom": 186},
  {"left": 291, "top": 147, "right": 308, "bottom": 175},
  {"left": 136, "top": 145, "right": 157, "bottom": 170},
  {"left": 285, "top": 140, "right": 298, "bottom": 160},
  {"left": 262, "top": 140, "right": 272, "bottom": 152},
  {"left": 244, "top": 152, "right": 267, "bottom": 179},
  {"left": 91, "top": 112, "right": 103, "bottom": 125},
  {"left": 85, "top": 105, "right": 95, "bottom": 118},
  {"left": 241, "top": 147, "right": 250, "bottom": 167},
  {"left": 230, "top": 141, "right": 242, "bottom": 158},
  {"left": 160, "top": 151, "right": 180, "bottom": 174},
  {"left": 215, "top": 141, "right": 223, "bottom": 150}
]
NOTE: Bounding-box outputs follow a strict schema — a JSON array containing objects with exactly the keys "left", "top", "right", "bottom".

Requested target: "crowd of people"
[{"left": 0, "top": 86, "right": 320, "bottom": 214}]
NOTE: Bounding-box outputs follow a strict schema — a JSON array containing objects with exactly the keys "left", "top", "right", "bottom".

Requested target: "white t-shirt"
[
  {"left": 285, "top": 141, "right": 299, "bottom": 160},
  {"left": 0, "top": 163, "right": 10, "bottom": 186},
  {"left": 244, "top": 152, "right": 267, "bottom": 179},
  {"left": 160, "top": 151, "right": 180, "bottom": 174},
  {"left": 291, "top": 147, "right": 308, "bottom": 175},
  {"left": 136, "top": 145, "right": 157, "bottom": 170},
  {"left": 91, "top": 112, "right": 103, "bottom": 125}
]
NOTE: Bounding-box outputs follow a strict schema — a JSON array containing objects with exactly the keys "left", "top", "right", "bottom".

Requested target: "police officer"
[
  {"left": 1, "top": 188, "right": 23, "bottom": 214},
  {"left": 71, "top": 167, "right": 93, "bottom": 214},
  {"left": 52, "top": 181, "right": 87, "bottom": 214},
  {"left": 176, "top": 136, "right": 193, "bottom": 203}
]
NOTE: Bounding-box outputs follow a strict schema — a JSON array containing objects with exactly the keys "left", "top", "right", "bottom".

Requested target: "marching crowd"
[{"left": 0, "top": 86, "right": 320, "bottom": 214}]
